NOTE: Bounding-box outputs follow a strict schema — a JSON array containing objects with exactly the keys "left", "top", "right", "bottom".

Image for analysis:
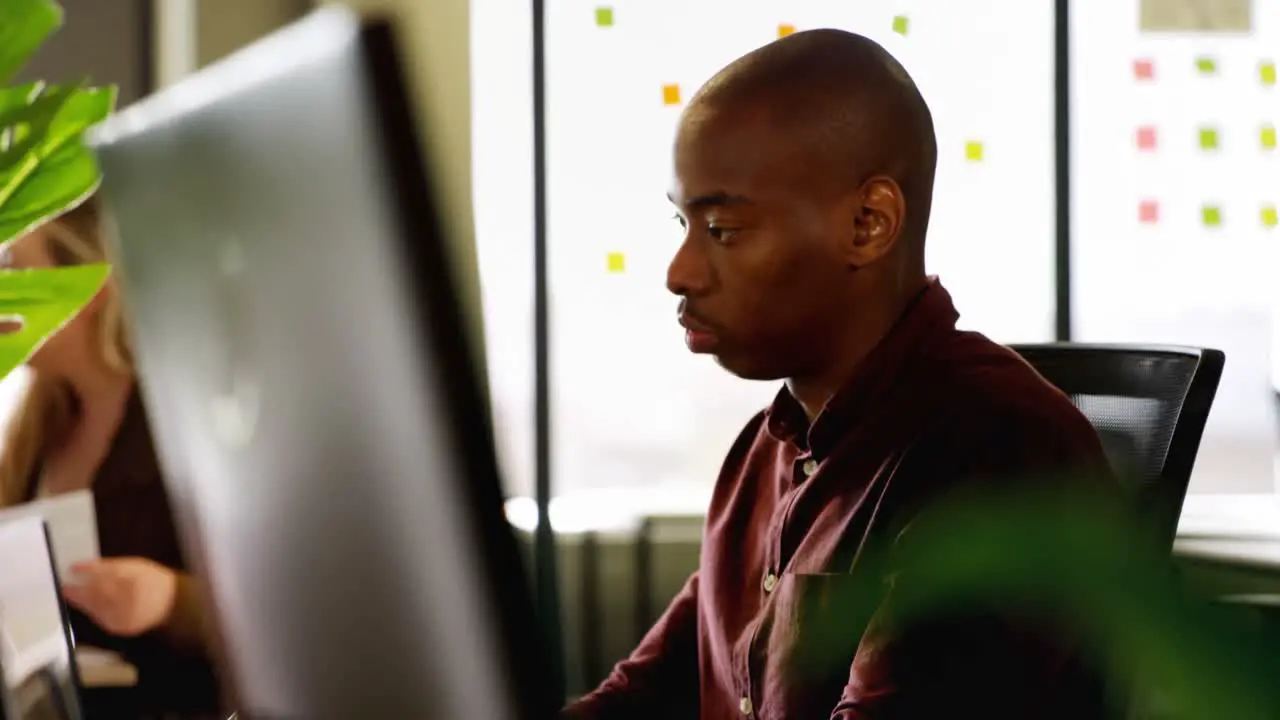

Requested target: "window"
[
  {"left": 473, "top": 1, "right": 1058, "bottom": 500},
  {"left": 1070, "top": 0, "right": 1278, "bottom": 493}
]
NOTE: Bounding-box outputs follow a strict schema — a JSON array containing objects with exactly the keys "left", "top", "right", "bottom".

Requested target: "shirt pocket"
[{"left": 758, "top": 572, "right": 877, "bottom": 716}]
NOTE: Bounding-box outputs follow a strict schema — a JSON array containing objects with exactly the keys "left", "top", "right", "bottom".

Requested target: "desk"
[{"left": 1175, "top": 494, "right": 1280, "bottom": 597}]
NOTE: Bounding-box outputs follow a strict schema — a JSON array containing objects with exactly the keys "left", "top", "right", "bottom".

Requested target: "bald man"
[{"left": 565, "top": 29, "right": 1116, "bottom": 720}]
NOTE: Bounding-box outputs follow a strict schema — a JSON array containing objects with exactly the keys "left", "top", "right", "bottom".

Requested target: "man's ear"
[{"left": 847, "top": 175, "right": 906, "bottom": 267}]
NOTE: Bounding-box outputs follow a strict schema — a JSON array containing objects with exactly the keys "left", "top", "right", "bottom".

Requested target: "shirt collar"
[{"left": 764, "top": 277, "right": 960, "bottom": 457}]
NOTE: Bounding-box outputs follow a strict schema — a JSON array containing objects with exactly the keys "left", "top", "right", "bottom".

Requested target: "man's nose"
[{"left": 666, "top": 238, "right": 710, "bottom": 296}]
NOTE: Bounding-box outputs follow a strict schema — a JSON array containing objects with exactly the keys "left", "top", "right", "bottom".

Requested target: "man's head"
[{"left": 667, "top": 29, "right": 938, "bottom": 382}]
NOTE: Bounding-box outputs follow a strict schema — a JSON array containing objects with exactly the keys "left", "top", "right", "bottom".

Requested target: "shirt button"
[
  {"left": 740, "top": 695, "right": 754, "bottom": 715},
  {"left": 802, "top": 458, "right": 819, "bottom": 477},
  {"left": 763, "top": 572, "right": 777, "bottom": 594}
]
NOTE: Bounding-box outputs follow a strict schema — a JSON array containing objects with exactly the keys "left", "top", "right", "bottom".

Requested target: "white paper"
[
  {"left": 0, "top": 517, "right": 73, "bottom": 687},
  {"left": 0, "top": 491, "right": 99, "bottom": 581},
  {"left": 75, "top": 646, "right": 138, "bottom": 688}
]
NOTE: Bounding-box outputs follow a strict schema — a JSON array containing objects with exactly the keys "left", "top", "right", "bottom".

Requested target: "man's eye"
[{"left": 708, "top": 226, "right": 736, "bottom": 242}]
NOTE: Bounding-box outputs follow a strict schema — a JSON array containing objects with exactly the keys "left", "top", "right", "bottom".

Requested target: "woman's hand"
[{"left": 63, "top": 557, "right": 178, "bottom": 637}]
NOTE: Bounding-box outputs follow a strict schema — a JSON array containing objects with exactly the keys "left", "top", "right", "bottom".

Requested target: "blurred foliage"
[
  {"left": 0, "top": 0, "right": 115, "bottom": 379},
  {"left": 837, "top": 487, "right": 1280, "bottom": 719}
]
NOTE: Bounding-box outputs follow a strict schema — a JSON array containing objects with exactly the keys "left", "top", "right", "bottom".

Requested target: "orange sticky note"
[
  {"left": 662, "top": 84, "right": 681, "bottom": 106},
  {"left": 1263, "top": 206, "right": 1278, "bottom": 228},
  {"left": 965, "top": 141, "right": 984, "bottom": 162},
  {"left": 778, "top": 24, "right": 796, "bottom": 38},
  {"left": 606, "top": 252, "right": 626, "bottom": 273}
]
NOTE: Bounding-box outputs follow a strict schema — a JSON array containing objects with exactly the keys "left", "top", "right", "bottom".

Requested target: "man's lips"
[
  {"left": 678, "top": 311, "right": 720, "bottom": 352},
  {"left": 678, "top": 311, "right": 714, "bottom": 335}
]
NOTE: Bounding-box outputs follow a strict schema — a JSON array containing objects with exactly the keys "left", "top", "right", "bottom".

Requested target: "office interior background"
[
  {"left": 474, "top": 0, "right": 1280, "bottom": 522},
  {"left": 3, "top": 0, "right": 1274, "bottom": 499},
  {"left": 0, "top": 0, "right": 1276, "bottom": 695}
]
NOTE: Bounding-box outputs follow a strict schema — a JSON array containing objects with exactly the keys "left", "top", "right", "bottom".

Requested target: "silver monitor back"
[
  {"left": 0, "top": 518, "right": 82, "bottom": 720},
  {"left": 86, "top": 8, "right": 551, "bottom": 718}
]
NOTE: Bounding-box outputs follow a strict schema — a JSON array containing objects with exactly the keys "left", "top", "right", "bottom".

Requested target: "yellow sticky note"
[
  {"left": 606, "top": 252, "right": 626, "bottom": 273},
  {"left": 1199, "top": 127, "right": 1219, "bottom": 150},
  {"left": 1202, "top": 205, "right": 1222, "bottom": 227},
  {"left": 1263, "top": 126, "right": 1277, "bottom": 149},
  {"left": 595, "top": 7, "right": 614, "bottom": 27},
  {"left": 1264, "top": 206, "right": 1278, "bottom": 228},
  {"left": 1262, "top": 61, "right": 1277, "bottom": 86},
  {"left": 1195, "top": 56, "right": 1217, "bottom": 74},
  {"left": 778, "top": 24, "right": 796, "bottom": 38},
  {"left": 662, "top": 84, "right": 681, "bottom": 106},
  {"left": 892, "top": 15, "right": 910, "bottom": 36},
  {"left": 965, "top": 141, "right": 984, "bottom": 162}
]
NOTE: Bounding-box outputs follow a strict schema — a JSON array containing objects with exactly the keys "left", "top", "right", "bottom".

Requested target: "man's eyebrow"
[{"left": 666, "top": 191, "right": 754, "bottom": 211}]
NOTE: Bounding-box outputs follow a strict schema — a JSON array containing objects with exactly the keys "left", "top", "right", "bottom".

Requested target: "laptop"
[
  {"left": 87, "top": 7, "right": 553, "bottom": 719},
  {"left": 0, "top": 518, "right": 82, "bottom": 720}
]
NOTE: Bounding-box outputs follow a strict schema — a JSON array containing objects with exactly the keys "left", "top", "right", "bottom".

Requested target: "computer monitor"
[
  {"left": 86, "top": 8, "right": 552, "bottom": 718},
  {"left": 0, "top": 518, "right": 82, "bottom": 720}
]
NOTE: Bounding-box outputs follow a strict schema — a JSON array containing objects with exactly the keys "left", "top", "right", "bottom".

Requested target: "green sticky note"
[
  {"left": 1262, "top": 61, "right": 1277, "bottom": 86},
  {"left": 892, "top": 15, "right": 909, "bottom": 36},
  {"left": 1196, "top": 56, "right": 1217, "bottom": 74},
  {"left": 1263, "top": 206, "right": 1278, "bottom": 228},
  {"left": 1202, "top": 205, "right": 1222, "bottom": 227},
  {"left": 1263, "top": 126, "right": 1277, "bottom": 150},
  {"left": 1199, "top": 127, "right": 1219, "bottom": 150},
  {"left": 965, "top": 141, "right": 984, "bottom": 162},
  {"left": 595, "top": 6, "right": 613, "bottom": 27}
]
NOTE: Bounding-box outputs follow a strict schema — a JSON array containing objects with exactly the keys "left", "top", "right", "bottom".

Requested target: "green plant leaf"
[
  {"left": 0, "top": 0, "right": 62, "bottom": 85},
  {"left": 0, "top": 82, "right": 77, "bottom": 173},
  {"left": 874, "top": 491, "right": 1280, "bottom": 718},
  {"left": 0, "top": 83, "right": 115, "bottom": 247},
  {"left": 0, "top": 0, "right": 117, "bottom": 386},
  {"left": 0, "top": 263, "right": 109, "bottom": 377}
]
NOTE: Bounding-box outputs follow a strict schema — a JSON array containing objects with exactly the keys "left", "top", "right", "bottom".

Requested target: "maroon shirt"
[{"left": 565, "top": 280, "right": 1116, "bottom": 719}]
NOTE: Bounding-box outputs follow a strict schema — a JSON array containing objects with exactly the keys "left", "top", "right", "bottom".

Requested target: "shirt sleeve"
[
  {"left": 160, "top": 570, "right": 213, "bottom": 656},
  {"left": 830, "top": 404, "right": 1118, "bottom": 719},
  {"left": 562, "top": 572, "right": 702, "bottom": 719}
]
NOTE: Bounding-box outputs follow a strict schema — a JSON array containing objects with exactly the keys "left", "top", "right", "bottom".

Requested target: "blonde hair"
[{"left": 0, "top": 195, "right": 132, "bottom": 506}]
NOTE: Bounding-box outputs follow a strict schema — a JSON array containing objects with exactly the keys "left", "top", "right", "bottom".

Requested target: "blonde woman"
[{"left": 0, "top": 195, "right": 220, "bottom": 715}]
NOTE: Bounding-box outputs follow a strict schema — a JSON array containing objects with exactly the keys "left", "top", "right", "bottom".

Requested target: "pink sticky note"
[
  {"left": 1139, "top": 200, "right": 1159, "bottom": 224},
  {"left": 1134, "top": 59, "right": 1155, "bottom": 80},
  {"left": 1136, "top": 126, "right": 1158, "bottom": 151}
]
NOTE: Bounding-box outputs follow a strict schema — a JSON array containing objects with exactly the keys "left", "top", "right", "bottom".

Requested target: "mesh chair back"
[{"left": 1010, "top": 344, "right": 1225, "bottom": 547}]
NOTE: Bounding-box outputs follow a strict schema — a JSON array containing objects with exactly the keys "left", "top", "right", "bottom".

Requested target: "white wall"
[
  {"left": 473, "top": 0, "right": 1058, "bottom": 498},
  {"left": 1070, "top": 0, "right": 1279, "bottom": 493}
]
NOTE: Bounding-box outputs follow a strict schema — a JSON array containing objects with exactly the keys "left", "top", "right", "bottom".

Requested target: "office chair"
[{"left": 1010, "top": 344, "right": 1225, "bottom": 550}]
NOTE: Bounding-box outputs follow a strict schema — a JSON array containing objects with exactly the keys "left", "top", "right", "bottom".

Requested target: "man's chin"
[{"left": 710, "top": 353, "right": 784, "bottom": 382}]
